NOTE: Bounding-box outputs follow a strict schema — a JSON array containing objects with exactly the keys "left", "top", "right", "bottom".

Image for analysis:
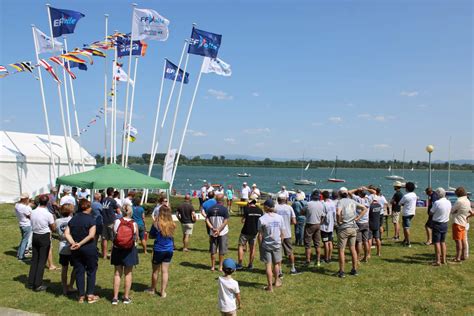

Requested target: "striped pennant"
[
  {"left": 39, "top": 59, "right": 61, "bottom": 84},
  {"left": 50, "top": 56, "right": 77, "bottom": 80}
]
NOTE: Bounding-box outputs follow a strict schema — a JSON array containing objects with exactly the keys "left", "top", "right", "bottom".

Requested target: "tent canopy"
[{"left": 56, "top": 164, "right": 169, "bottom": 190}]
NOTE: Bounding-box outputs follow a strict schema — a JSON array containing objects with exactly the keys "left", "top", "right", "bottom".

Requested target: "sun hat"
[
  {"left": 393, "top": 181, "right": 402, "bottom": 187},
  {"left": 243, "top": 182, "right": 247, "bottom": 185},
  {"left": 63, "top": 186, "right": 71, "bottom": 193},
  {"left": 223, "top": 258, "right": 237, "bottom": 272},
  {"left": 252, "top": 183, "right": 257, "bottom": 187},
  {"left": 20, "top": 193, "right": 29, "bottom": 200}
]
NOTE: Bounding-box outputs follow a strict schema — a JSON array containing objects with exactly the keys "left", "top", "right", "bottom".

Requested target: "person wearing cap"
[
  {"left": 429, "top": 188, "right": 451, "bottom": 266},
  {"left": 277, "top": 186, "right": 289, "bottom": 200},
  {"left": 390, "top": 181, "right": 404, "bottom": 240},
  {"left": 399, "top": 182, "right": 418, "bottom": 248},
  {"left": 336, "top": 187, "right": 367, "bottom": 278},
  {"left": 15, "top": 193, "right": 32, "bottom": 261},
  {"left": 424, "top": 187, "right": 439, "bottom": 246},
  {"left": 301, "top": 190, "right": 326, "bottom": 267},
  {"left": 217, "top": 258, "right": 241, "bottom": 315},
  {"left": 275, "top": 194, "right": 298, "bottom": 275},
  {"left": 77, "top": 188, "right": 90, "bottom": 201},
  {"left": 350, "top": 189, "right": 371, "bottom": 262},
  {"left": 60, "top": 187, "right": 76, "bottom": 206},
  {"left": 250, "top": 184, "right": 261, "bottom": 201},
  {"left": 206, "top": 194, "right": 230, "bottom": 272},
  {"left": 291, "top": 192, "right": 307, "bottom": 246},
  {"left": 240, "top": 182, "right": 251, "bottom": 202},
  {"left": 257, "top": 199, "right": 284, "bottom": 291},
  {"left": 236, "top": 198, "right": 263, "bottom": 270}
]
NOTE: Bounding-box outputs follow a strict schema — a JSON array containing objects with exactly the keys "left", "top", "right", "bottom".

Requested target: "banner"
[
  {"left": 117, "top": 39, "right": 148, "bottom": 57},
  {"left": 188, "top": 27, "right": 221, "bottom": 58},
  {"left": 201, "top": 57, "right": 231, "bottom": 76},
  {"left": 33, "top": 27, "right": 64, "bottom": 54},
  {"left": 164, "top": 59, "right": 189, "bottom": 84},
  {"left": 49, "top": 7, "right": 85, "bottom": 38},
  {"left": 131, "top": 8, "right": 169, "bottom": 41},
  {"left": 162, "top": 149, "right": 177, "bottom": 183}
]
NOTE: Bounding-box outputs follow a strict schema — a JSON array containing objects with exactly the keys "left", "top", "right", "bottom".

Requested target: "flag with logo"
[
  {"left": 49, "top": 7, "right": 85, "bottom": 38},
  {"left": 33, "top": 27, "right": 64, "bottom": 53},
  {"left": 188, "top": 27, "right": 222, "bottom": 58},
  {"left": 113, "top": 62, "right": 134, "bottom": 86},
  {"left": 131, "top": 8, "right": 169, "bottom": 41},
  {"left": 201, "top": 57, "right": 231, "bottom": 76},
  {"left": 116, "top": 39, "right": 148, "bottom": 57},
  {"left": 162, "top": 149, "right": 177, "bottom": 182},
  {"left": 39, "top": 59, "right": 61, "bottom": 83},
  {"left": 164, "top": 59, "right": 189, "bottom": 84}
]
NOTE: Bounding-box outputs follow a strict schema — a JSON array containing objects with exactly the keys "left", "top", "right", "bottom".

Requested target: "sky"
[{"left": 0, "top": 0, "right": 472, "bottom": 162}]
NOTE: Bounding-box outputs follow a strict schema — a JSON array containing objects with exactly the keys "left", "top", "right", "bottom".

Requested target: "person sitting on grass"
[
  {"left": 206, "top": 194, "right": 230, "bottom": 272},
  {"left": 111, "top": 204, "right": 139, "bottom": 305},
  {"left": 429, "top": 188, "right": 451, "bottom": 266},
  {"left": 55, "top": 203, "right": 76, "bottom": 295},
  {"left": 450, "top": 187, "right": 474, "bottom": 262},
  {"left": 236, "top": 199, "right": 263, "bottom": 270},
  {"left": 257, "top": 199, "right": 284, "bottom": 292},
  {"left": 132, "top": 197, "right": 148, "bottom": 254},
  {"left": 368, "top": 196, "right": 382, "bottom": 258},
  {"left": 399, "top": 182, "right": 418, "bottom": 248},
  {"left": 218, "top": 258, "right": 241, "bottom": 316},
  {"left": 146, "top": 205, "right": 176, "bottom": 298},
  {"left": 176, "top": 194, "right": 197, "bottom": 252}
]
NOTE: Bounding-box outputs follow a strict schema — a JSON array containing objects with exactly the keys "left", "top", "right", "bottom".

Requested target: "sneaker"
[
  {"left": 315, "top": 261, "right": 321, "bottom": 267},
  {"left": 247, "top": 264, "right": 254, "bottom": 270},
  {"left": 407, "top": 243, "right": 412, "bottom": 248},
  {"left": 337, "top": 271, "right": 345, "bottom": 278},
  {"left": 350, "top": 269, "right": 358, "bottom": 276},
  {"left": 111, "top": 298, "right": 118, "bottom": 305},
  {"left": 34, "top": 285, "right": 48, "bottom": 292},
  {"left": 290, "top": 268, "right": 300, "bottom": 275},
  {"left": 122, "top": 297, "right": 132, "bottom": 304},
  {"left": 235, "top": 264, "right": 243, "bottom": 270},
  {"left": 371, "top": 245, "right": 376, "bottom": 249},
  {"left": 278, "top": 272, "right": 284, "bottom": 279}
]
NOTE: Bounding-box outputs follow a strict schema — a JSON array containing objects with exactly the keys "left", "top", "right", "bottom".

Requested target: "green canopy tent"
[{"left": 56, "top": 164, "right": 169, "bottom": 190}]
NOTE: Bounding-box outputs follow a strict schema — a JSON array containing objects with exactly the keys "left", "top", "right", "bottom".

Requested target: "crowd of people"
[{"left": 13, "top": 181, "right": 473, "bottom": 314}]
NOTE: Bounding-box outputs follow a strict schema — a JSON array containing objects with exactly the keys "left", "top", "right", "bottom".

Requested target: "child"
[
  {"left": 368, "top": 197, "right": 382, "bottom": 258},
  {"left": 55, "top": 203, "right": 76, "bottom": 295},
  {"left": 218, "top": 258, "right": 241, "bottom": 316},
  {"left": 146, "top": 205, "right": 176, "bottom": 298}
]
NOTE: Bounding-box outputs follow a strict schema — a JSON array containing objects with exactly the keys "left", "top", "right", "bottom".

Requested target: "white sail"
[{"left": 304, "top": 163, "right": 310, "bottom": 171}]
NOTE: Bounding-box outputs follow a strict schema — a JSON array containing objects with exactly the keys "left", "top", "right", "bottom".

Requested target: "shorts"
[
  {"left": 260, "top": 247, "right": 282, "bottom": 264},
  {"left": 59, "top": 254, "right": 73, "bottom": 267},
  {"left": 209, "top": 235, "right": 228, "bottom": 255},
  {"left": 182, "top": 223, "right": 194, "bottom": 235},
  {"left": 282, "top": 238, "right": 293, "bottom": 256},
  {"left": 138, "top": 225, "right": 145, "bottom": 240},
  {"left": 321, "top": 231, "right": 333, "bottom": 242},
  {"left": 392, "top": 212, "right": 400, "bottom": 224},
  {"left": 102, "top": 223, "right": 115, "bottom": 241},
  {"left": 238, "top": 233, "right": 257, "bottom": 246},
  {"left": 402, "top": 215, "right": 414, "bottom": 228},
  {"left": 452, "top": 223, "right": 466, "bottom": 241},
  {"left": 111, "top": 246, "right": 139, "bottom": 267},
  {"left": 221, "top": 310, "right": 237, "bottom": 316},
  {"left": 95, "top": 225, "right": 103, "bottom": 239},
  {"left": 356, "top": 223, "right": 369, "bottom": 242},
  {"left": 152, "top": 250, "right": 173, "bottom": 264},
  {"left": 425, "top": 216, "right": 433, "bottom": 229},
  {"left": 370, "top": 229, "right": 381, "bottom": 240},
  {"left": 380, "top": 215, "right": 384, "bottom": 227},
  {"left": 432, "top": 221, "right": 448, "bottom": 243},
  {"left": 304, "top": 223, "right": 321, "bottom": 249},
  {"left": 337, "top": 227, "right": 357, "bottom": 249}
]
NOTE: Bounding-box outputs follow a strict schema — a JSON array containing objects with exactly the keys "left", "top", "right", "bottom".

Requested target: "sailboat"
[
  {"left": 294, "top": 158, "right": 316, "bottom": 186},
  {"left": 328, "top": 156, "right": 345, "bottom": 183},
  {"left": 446, "top": 137, "right": 456, "bottom": 191},
  {"left": 385, "top": 154, "right": 405, "bottom": 181}
]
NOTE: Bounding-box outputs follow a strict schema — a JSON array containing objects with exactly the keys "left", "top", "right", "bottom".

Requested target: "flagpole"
[
  {"left": 63, "top": 38, "right": 85, "bottom": 171},
  {"left": 55, "top": 67, "right": 73, "bottom": 174},
  {"left": 170, "top": 58, "right": 205, "bottom": 190},
  {"left": 110, "top": 30, "right": 118, "bottom": 164},
  {"left": 120, "top": 3, "right": 138, "bottom": 166},
  {"left": 61, "top": 37, "right": 75, "bottom": 172},
  {"left": 31, "top": 25, "right": 57, "bottom": 184},
  {"left": 103, "top": 14, "right": 109, "bottom": 165},
  {"left": 124, "top": 57, "right": 139, "bottom": 167},
  {"left": 45, "top": 4, "right": 55, "bottom": 49}
]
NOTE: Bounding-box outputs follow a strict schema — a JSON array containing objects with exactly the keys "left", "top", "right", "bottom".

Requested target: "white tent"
[{"left": 0, "top": 130, "right": 96, "bottom": 203}]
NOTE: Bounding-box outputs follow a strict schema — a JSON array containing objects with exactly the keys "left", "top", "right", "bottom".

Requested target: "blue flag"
[
  {"left": 164, "top": 59, "right": 189, "bottom": 84},
  {"left": 116, "top": 38, "right": 148, "bottom": 57},
  {"left": 188, "top": 27, "right": 221, "bottom": 58},
  {"left": 49, "top": 7, "right": 85, "bottom": 38}
]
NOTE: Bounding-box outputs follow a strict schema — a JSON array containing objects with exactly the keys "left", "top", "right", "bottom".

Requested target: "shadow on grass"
[
  {"left": 237, "top": 280, "right": 262, "bottom": 289},
  {"left": 4, "top": 249, "right": 18, "bottom": 258},
  {"left": 180, "top": 261, "right": 211, "bottom": 270},
  {"left": 381, "top": 254, "right": 433, "bottom": 265}
]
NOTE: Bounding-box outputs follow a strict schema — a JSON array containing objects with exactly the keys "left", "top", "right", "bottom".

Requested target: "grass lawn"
[{"left": 0, "top": 200, "right": 473, "bottom": 315}]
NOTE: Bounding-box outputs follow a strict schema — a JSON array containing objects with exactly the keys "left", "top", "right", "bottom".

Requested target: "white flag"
[
  {"left": 132, "top": 8, "right": 170, "bottom": 41},
  {"left": 113, "top": 62, "right": 134, "bottom": 86},
  {"left": 34, "top": 27, "right": 63, "bottom": 54},
  {"left": 162, "top": 149, "right": 177, "bottom": 183},
  {"left": 201, "top": 57, "right": 232, "bottom": 76}
]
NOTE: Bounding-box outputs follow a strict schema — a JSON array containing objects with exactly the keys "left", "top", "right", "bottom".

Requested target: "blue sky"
[{"left": 1, "top": 0, "right": 472, "bottom": 162}]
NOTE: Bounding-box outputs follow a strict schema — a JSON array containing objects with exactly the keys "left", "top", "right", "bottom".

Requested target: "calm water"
[{"left": 129, "top": 165, "right": 473, "bottom": 196}]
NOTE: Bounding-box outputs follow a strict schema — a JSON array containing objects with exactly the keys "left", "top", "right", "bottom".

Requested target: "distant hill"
[{"left": 433, "top": 159, "right": 474, "bottom": 165}]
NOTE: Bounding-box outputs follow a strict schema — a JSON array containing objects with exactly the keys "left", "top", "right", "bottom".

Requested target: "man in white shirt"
[
  {"left": 277, "top": 186, "right": 290, "bottom": 200},
  {"left": 60, "top": 187, "right": 76, "bottom": 206},
  {"left": 399, "top": 182, "right": 418, "bottom": 247},
  {"left": 28, "top": 195, "right": 56, "bottom": 291},
  {"left": 15, "top": 193, "right": 32, "bottom": 261},
  {"left": 429, "top": 188, "right": 451, "bottom": 266},
  {"left": 240, "top": 182, "right": 251, "bottom": 201},
  {"left": 250, "top": 184, "right": 261, "bottom": 200},
  {"left": 275, "top": 194, "right": 298, "bottom": 274}
]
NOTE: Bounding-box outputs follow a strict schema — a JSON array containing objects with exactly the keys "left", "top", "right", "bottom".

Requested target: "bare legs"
[
  {"left": 425, "top": 225, "right": 432, "bottom": 245},
  {"left": 101, "top": 239, "right": 108, "bottom": 259},
  {"left": 323, "top": 241, "right": 333, "bottom": 262},
  {"left": 113, "top": 266, "right": 133, "bottom": 300},
  {"left": 150, "top": 263, "right": 170, "bottom": 297},
  {"left": 238, "top": 243, "right": 256, "bottom": 267},
  {"left": 264, "top": 262, "right": 281, "bottom": 292},
  {"left": 61, "top": 266, "right": 76, "bottom": 294},
  {"left": 183, "top": 234, "right": 190, "bottom": 251},
  {"left": 305, "top": 245, "right": 320, "bottom": 264},
  {"left": 140, "top": 239, "right": 148, "bottom": 254}
]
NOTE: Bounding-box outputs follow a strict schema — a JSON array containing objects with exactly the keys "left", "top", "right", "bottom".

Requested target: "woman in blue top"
[
  {"left": 145, "top": 205, "right": 175, "bottom": 298},
  {"left": 132, "top": 197, "right": 147, "bottom": 254}
]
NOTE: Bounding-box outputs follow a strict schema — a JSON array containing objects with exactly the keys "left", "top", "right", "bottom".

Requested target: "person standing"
[
  {"left": 302, "top": 190, "right": 326, "bottom": 267},
  {"left": 250, "top": 184, "right": 261, "bottom": 200},
  {"left": 202, "top": 191, "right": 217, "bottom": 235},
  {"left": 132, "top": 197, "right": 148, "bottom": 255},
  {"left": 351, "top": 189, "right": 370, "bottom": 262},
  {"left": 225, "top": 185, "right": 234, "bottom": 211},
  {"left": 176, "top": 194, "right": 196, "bottom": 252},
  {"left": 258, "top": 199, "right": 284, "bottom": 292},
  {"left": 101, "top": 187, "right": 120, "bottom": 259},
  {"left": 429, "top": 188, "right": 451, "bottom": 266},
  {"left": 275, "top": 194, "right": 298, "bottom": 274},
  {"left": 240, "top": 182, "right": 251, "bottom": 202},
  {"left": 15, "top": 193, "right": 32, "bottom": 261},
  {"left": 291, "top": 192, "right": 307, "bottom": 246},
  {"left": 450, "top": 187, "right": 474, "bottom": 262},
  {"left": 236, "top": 199, "right": 263, "bottom": 270},
  {"left": 217, "top": 258, "right": 241, "bottom": 315},
  {"left": 65, "top": 199, "right": 99, "bottom": 303},
  {"left": 390, "top": 181, "right": 404, "bottom": 240},
  {"left": 55, "top": 203, "right": 76, "bottom": 295},
  {"left": 60, "top": 187, "right": 76, "bottom": 207},
  {"left": 152, "top": 196, "right": 169, "bottom": 221},
  {"left": 336, "top": 187, "right": 367, "bottom": 278},
  {"left": 368, "top": 197, "right": 382, "bottom": 258},
  {"left": 277, "top": 186, "right": 290, "bottom": 200},
  {"left": 199, "top": 182, "right": 210, "bottom": 207},
  {"left": 28, "top": 195, "right": 56, "bottom": 291},
  {"left": 321, "top": 190, "right": 336, "bottom": 263},
  {"left": 91, "top": 193, "right": 104, "bottom": 243},
  {"left": 399, "top": 182, "right": 418, "bottom": 247},
  {"left": 424, "top": 187, "right": 439, "bottom": 246},
  {"left": 206, "top": 194, "right": 230, "bottom": 272}
]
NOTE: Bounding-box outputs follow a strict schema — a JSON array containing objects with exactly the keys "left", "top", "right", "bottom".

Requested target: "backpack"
[{"left": 114, "top": 218, "right": 135, "bottom": 249}]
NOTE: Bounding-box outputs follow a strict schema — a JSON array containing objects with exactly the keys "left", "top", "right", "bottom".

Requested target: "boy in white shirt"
[{"left": 218, "top": 258, "right": 241, "bottom": 316}]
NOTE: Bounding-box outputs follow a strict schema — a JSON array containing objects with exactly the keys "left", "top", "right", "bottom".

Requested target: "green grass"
[{"left": 1, "top": 201, "right": 473, "bottom": 315}]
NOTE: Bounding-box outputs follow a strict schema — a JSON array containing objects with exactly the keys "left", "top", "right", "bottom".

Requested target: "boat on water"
[
  {"left": 385, "top": 153, "right": 405, "bottom": 181},
  {"left": 293, "top": 156, "right": 317, "bottom": 186},
  {"left": 237, "top": 172, "right": 251, "bottom": 177},
  {"left": 328, "top": 156, "right": 345, "bottom": 183}
]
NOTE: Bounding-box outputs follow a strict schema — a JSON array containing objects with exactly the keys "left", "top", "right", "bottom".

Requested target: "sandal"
[
  {"left": 78, "top": 296, "right": 85, "bottom": 303},
  {"left": 87, "top": 295, "right": 100, "bottom": 304}
]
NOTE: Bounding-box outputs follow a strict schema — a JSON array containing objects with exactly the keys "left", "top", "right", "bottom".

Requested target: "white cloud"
[
  {"left": 251, "top": 92, "right": 260, "bottom": 97},
  {"left": 400, "top": 91, "right": 419, "bottom": 97},
  {"left": 373, "top": 144, "right": 390, "bottom": 149},
  {"left": 187, "top": 129, "right": 207, "bottom": 137},
  {"left": 207, "top": 89, "right": 233, "bottom": 101},
  {"left": 254, "top": 142, "right": 265, "bottom": 148},
  {"left": 243, "top": 127, "right": 271, "bottom": 134},
  {"left": 358, "top": 114, "right": 396, "bottom": 122},
  {"left": 328, "top": 116, "right": 343, "bottom": 123},
  {"left": 224, "top": 138, "right": 237, "bottom": 145}
]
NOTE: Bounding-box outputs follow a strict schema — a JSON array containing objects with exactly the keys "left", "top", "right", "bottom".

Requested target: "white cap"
[
  {"left": 243, "top": 182, "right": 247, "bottom": 185},
  {"left": 63, "top": 186, "right": 71, "bottom": 192},
  {"left": 20, "top": 193, "right": 30, "bottom": 199},
  {"left": 252, "top": 183, "right": 257, "bottom": 187},
  {"left": 339, "top": 187, "right": 348, "bottom": 194}
]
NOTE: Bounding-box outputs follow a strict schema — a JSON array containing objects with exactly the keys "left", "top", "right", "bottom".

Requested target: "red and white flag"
[
  {"left": 39, "top": 59, "right": 61, "bottom": 84},
  {"left": 50, "top": 56, "right": 77, "bottom": 79}
]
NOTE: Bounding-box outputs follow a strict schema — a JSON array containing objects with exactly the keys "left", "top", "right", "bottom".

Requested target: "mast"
[
  {"left": 402, "top": 149, "right": 406, "bottom": 178},
  {"left": 334, "top": 155, "right": 338, "bottom": 179},
  {"left": 448, "top": 136, "right": 452, "bottom": 188}
]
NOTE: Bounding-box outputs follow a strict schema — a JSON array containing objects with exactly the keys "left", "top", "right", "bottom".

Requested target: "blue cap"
[
  {"left": 223, "top": 258, "right": 236, "bottom": 271},
  {"left": 263, "top": 199, "right": 275, "bottom": 208}
]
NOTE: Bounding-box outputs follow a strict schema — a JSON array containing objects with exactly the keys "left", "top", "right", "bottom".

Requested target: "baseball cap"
[
  {"left": 263, "top": 199, "right": 275, "bottom": 208},
  {"left": 393, "top": 181, "right": 402, "bottom": 187},
  {"left": 252, "top": 183, "right": 257, "bottom": 187},
  {"left": 20, "top": 193, "right": 29, "bottom": 199},
  {"left": 63, "top": 186, "right": 71, "bottom": 192},
  {"left": 222, "top": 258, "right": 237, "bottom": 272},
  {"left": 339, "top": 187, "right": 348, "bottom": 194},
  {"left": 243, "top": 182, "right": 247, "bottom": 185}
]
